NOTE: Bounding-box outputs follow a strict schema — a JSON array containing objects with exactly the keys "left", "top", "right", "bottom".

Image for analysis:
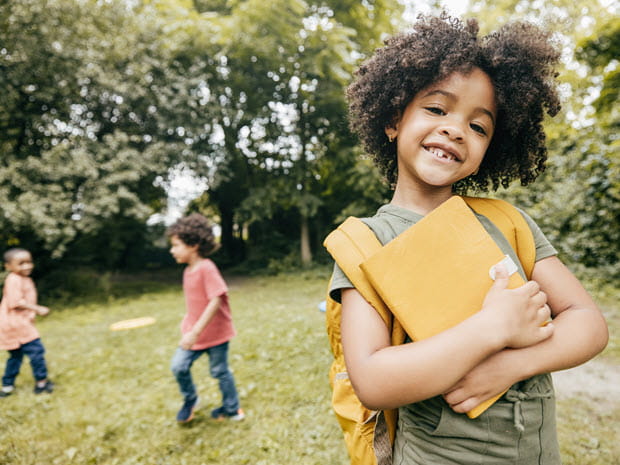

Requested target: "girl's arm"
[
  {"left": 3, "top": 277, "right": 49, "bottom": 316},
  {"left": 14, "top": 301, "right": 49, "bottom": 316},
  {"left": 179, "top": 295, "right": 222, "bottom": 350},
  {"left": 341, "top": 266, "right": 554, "bottom": 410},
  {"left": 443, "top": 256, "right": 609, "bottom": 413}
]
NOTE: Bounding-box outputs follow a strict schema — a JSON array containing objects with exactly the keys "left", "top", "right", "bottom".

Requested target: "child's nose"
[{"left": 439, "top": 125, "right": 464, "bottom": 141}]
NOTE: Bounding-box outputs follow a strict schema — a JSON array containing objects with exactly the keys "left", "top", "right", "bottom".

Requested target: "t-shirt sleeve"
[
  {"left": 2, "top": 274, "right": 25, "bottom": 310},
  {"left": 201, "top": 260, "right": 228, "bottom": 299},
  {"left": 328, "top": 262, "right": 354, "bottom": 303},
  {"left": 518, "top": 208, "right": 558, "bottom": 261}
]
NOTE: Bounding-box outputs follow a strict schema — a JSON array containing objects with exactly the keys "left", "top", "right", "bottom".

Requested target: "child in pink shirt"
[
  {"left": 0, "top": 248, "right": 54, "bottom": 397},
  {"left": 168, "top": 213, "right": 244, "bottom": 423}
]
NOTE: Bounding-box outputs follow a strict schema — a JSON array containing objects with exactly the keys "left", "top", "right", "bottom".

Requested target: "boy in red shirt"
[
  {"left": 0, "top": 248, "right": 54, "bottom": 397},
  {"left": 168, "top": 213, "right": 244, "bottom": 423}
]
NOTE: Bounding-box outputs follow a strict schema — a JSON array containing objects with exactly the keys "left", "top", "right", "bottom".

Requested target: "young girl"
[{"left": 329, "top": 14, "right": 608, "bottom": 464}]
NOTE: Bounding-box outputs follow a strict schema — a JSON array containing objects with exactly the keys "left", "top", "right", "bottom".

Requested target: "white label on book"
[{"left": 489, "top": 255, "right": 519, "bottom": 280}]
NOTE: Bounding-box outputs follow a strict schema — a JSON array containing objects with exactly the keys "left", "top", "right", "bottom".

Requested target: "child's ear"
[{"left": 385, "top": 126, "right": 398, "bottom": 143}]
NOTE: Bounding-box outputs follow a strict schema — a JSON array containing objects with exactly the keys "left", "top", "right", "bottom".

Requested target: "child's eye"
[
  {"left": 470, "top": 123, "right": 487, "bottom": 135},
  {"left": 425, "top": 107, "right": 445, "bottom": 115}
]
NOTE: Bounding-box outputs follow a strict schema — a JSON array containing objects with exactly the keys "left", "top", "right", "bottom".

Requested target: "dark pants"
[
  {"left": 171, "top": 341, "right": 240, "bottom": 413},
  {"left": 2, "top": 338, "right": 48, "bottom": 386}
]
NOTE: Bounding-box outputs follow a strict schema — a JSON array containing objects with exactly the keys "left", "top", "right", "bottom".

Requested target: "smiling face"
[
  {"left": 386, "top": 67, "right": 497, "bottom": 198},
  {"left": 5, "top": 250, "right": 34, "bottom": 277}
]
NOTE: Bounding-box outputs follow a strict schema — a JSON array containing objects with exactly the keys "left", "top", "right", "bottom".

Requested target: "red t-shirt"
[
  {"left": 0, "top": 272, "right": 40, "bottom": 350},
  {"left": 181, "top": 259, "right": 236, "bottom": 350}
]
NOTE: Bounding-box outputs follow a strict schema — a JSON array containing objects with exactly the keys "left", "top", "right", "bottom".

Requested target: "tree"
[
  {"left": 0, "top": 0, "right": 189, "bottom": 267},
  {"left": 180, "top": 0, "right": 402, "bottom": 265},
  {"left": 467, "top": 0, "right": 619, "bottom": 279},
  {"left": 135, "top": 0, "right": 402, "bottom": 266}
]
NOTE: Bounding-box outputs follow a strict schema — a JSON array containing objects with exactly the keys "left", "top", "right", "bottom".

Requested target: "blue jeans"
[
  {"left": 2, "top": 338, "right": 48, "bottom": 386},
  {"left": 171, "top": 341, "right": 240, "bottom": 412}
]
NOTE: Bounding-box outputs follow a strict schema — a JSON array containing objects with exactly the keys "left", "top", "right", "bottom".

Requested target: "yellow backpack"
[{"left": 323, "top": 197, "right": 536, "bottom": 465}]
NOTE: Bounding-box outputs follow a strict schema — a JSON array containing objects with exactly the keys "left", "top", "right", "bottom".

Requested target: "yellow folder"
[{"left": 359, "top": 196, "right": 525, "bottom": 418}]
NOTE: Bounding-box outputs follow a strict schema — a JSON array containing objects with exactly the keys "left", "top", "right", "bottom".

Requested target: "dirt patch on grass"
[{"left": 552, "top": 359, "right": 620, "bottom": 411}]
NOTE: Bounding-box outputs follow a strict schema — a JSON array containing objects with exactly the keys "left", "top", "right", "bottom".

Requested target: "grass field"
[{"left": 0, "top": 269, "right": 617, "bottom": 464}]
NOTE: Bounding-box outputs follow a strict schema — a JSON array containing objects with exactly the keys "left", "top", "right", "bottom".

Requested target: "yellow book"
[{"left": 360, "top": 196, "right": 525, "bottom": 418}]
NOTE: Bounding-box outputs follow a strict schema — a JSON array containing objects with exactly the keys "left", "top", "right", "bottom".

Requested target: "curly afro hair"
[
  {"left": 167, "top": 213, "right": 220, "bottom": 258},
  {"left": 347, "top": 13, "right": 561, "bottom": 192}
]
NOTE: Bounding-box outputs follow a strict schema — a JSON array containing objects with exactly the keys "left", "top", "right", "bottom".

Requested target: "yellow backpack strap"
[
  {"left": 323, "top": 217, "right": 402, "bottom": 447},
  {"left": 463, "top": 196, "right": 536, "bottom": 278},
  {"left": 323, "top": 217, "right": 391, "bottom": 326}
]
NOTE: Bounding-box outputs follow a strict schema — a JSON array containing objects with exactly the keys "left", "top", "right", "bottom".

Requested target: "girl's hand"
[
  {"left": 442, "top": 350, "right": 515, "bottom": 413},
  {"left": 179, "top": 332, "right": 198, "bottom": 350},
  {"left": 481, "top": 265, "right": 554, "bottom": 349},
  {"left": 37, "top": 306, "right": 50, "bottom": 316}
]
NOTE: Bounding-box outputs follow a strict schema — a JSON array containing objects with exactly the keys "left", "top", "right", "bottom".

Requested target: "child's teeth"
[{"left": 430, "top": 147, "right": 454, "bottom": 160}]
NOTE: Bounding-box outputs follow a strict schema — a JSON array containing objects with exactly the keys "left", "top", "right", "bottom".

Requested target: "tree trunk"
[
  {"left": 300, "top": 214, "right": 312, "bottom": 266},
  {"left": 219, "top": 205, "right": 235, "bottom": 261}
]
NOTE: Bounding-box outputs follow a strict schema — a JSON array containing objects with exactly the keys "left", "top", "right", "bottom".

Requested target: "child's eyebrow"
[{"left": 422, "top": 89, "right": 495, "bottom": 126}]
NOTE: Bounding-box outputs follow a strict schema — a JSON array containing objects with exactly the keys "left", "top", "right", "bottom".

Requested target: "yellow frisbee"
[{"left": 109, "top": 317, "right": 156, "bottom": 331}]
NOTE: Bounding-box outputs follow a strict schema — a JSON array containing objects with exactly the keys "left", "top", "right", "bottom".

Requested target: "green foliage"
[
  {"left": 37, "top": 269, "right": 112, "bottom": 303},
  {"left": 0, "top": 0, "right": 616, "bottom": 281},
  {"left": 319, "top": 150, "right": 392, "bottom": 224},
  {"left": 0, "top": 132, "right": 169, "bottom": 256},
  {"left": 470, "top": 0, "right": 619, "bottom": 280},
  {"left": 165, "top": 0, "right": 403, "bottom": 264},
  {"left": 577, "top": 16, "right": 620, "bottom": 124},
  {"left": 0, "top": 0, "right": 180, "bottom": 266}
]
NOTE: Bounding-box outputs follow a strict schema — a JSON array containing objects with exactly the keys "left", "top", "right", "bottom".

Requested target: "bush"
[{"left": 37, "top": 268, "right": 112, "bottom": 303}]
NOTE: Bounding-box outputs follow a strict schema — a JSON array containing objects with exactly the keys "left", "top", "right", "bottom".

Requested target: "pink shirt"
[
  {"left": 0, "top": 272, "right": 40, "bottom": 350},
  {"left": 181, "top": 259, "right": 236, "bottom": 350}
]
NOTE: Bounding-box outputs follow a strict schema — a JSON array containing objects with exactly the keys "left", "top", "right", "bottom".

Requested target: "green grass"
[
  {"left": 0, "top": 270, "right": 617, "bottom": 464},
  {"left": 556, "top": 291, "right": 620, "bottom": 465},
  {"left": 1, "top": 270, "right": 348, "bottom": 465},
  {"left": 597, "top": 294, "right": 620, "bottom": 363},
  {"left": 557, "top": 397, "right": 620, "bottom": 465}
]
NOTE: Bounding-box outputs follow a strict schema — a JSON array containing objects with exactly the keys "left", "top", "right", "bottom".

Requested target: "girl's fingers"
[
  {"left": 523, "top": 280, "right": 540, "bottom": 296},
  {"left": 532, "top": 291, "right": 547, "bottom": 308},
  {"left": 538, "top": 304, "right": 551, "bottom": 323},
  {"left": 538, "top": 321, "right": 554, "bottom": 340},
  {"left": 443, "top": 389, "right": 464, "bottom": 407}
]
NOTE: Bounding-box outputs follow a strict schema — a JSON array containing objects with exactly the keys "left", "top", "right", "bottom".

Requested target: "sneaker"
[
  {"left": 210, "top": 406, "right": 245, "bottom": 421},
  {"left": 176, "top": 396, "right": 199, "bottom": 423},
  {"left": 33, "top": 380, "right": 54, "bottom": 394},
  {"left": 0, "top": 385, "right": 14, "bottom": 398}
]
